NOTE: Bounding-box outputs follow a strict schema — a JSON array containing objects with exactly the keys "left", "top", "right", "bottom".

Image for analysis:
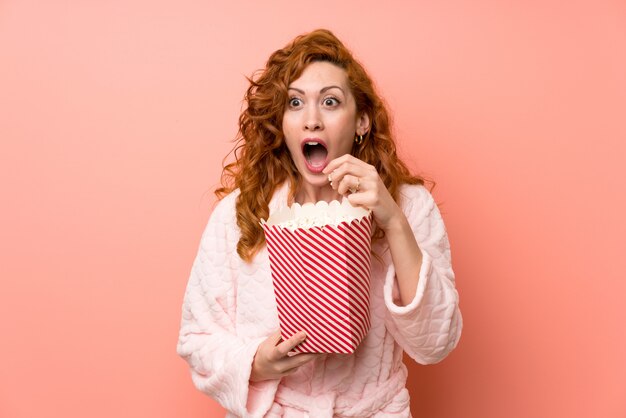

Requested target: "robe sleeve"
[
  {"left": 176, "top": 192, "right": 280, "bottom": 418},
  {"left": 383, "top": 184, "right": 463, "bottom": 364}
]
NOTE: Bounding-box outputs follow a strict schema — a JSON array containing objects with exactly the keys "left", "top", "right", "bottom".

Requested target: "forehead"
[{"left": 289, "top": 61, "right": 350, "bottom": 91}]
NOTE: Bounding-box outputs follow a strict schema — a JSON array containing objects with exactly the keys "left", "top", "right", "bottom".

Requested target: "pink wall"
[{"left": 1, "top": 1, "right": 625, "bottom": 417}]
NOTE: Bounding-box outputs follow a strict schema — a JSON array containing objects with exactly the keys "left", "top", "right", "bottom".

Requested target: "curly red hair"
[{"left": 216, "top": 29, "right": 426, "bottom": 262}]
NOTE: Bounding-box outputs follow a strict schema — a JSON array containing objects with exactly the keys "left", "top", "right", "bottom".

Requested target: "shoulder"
[
  {"left": 213, "top": 188, "right": 239, "bottom": 212},
  {"left": 202, "top": 189, "right": 241, "bottom": 237},
  {"left": 398, "top": 183, "right": 435, "bottom": 210},
  {"left": 396, "top": 183, "right": 441, "bottom": 228}
]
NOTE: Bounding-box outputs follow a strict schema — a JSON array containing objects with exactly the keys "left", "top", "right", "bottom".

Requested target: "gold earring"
[{"left": 354, "top": 134, "right": 364, "bottom": 145}]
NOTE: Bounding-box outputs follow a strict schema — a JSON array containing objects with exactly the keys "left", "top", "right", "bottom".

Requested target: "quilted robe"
[{"left": 177, "top": 182, "right": 462, "bottom": 417}]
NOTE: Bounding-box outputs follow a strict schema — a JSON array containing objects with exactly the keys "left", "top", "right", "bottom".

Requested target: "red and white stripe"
[{"left": 263, "top": 215, "right": 372, "bottom": 354}]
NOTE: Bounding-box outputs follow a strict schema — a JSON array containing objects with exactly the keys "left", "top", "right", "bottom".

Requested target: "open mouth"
[{"left": 303, "top": 141, "right": 328, "bottom": 169}]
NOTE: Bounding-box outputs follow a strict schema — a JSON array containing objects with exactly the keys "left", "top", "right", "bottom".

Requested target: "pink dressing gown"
[{"left": 177, "top": 182, "right": 462, "bottom": 417}]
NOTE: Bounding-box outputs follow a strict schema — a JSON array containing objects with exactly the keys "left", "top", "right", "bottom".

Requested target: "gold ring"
[{"left": 349, "top": 177, "right": 360, "bottom": 194}]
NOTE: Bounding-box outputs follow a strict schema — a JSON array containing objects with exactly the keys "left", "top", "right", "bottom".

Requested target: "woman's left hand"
[{"left": 323, "top": 154, "right": 403, "bottom": 232}]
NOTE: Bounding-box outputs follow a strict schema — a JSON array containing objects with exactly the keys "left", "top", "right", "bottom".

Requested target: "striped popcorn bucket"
[{"left": 261, "top": 200, "right": 373, "bottom": 354}]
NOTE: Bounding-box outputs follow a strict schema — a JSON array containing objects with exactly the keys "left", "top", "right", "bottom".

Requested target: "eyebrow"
[{"left": 288, "top": 85, "right": 345, "bottom": 94}]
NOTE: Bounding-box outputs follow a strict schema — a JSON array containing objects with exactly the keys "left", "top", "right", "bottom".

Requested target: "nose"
[{"left": 304, "top": 105, "right": 323, "bottom": 131}]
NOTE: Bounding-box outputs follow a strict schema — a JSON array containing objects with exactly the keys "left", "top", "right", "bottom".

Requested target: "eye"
[
  {"left": 323, "top": 97, "right": 340, "bottom": 107},
  {"left": 288, "top": 97, "right": 303, "bottom": 108}
]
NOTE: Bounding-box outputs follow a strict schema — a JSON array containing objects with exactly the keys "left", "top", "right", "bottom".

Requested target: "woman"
[{"left": 177, "top": 29, "right": 462, "bottom": 417}]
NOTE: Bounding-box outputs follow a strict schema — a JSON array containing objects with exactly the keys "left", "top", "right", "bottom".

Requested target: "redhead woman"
[{"left": 177, "top": 29, "right": 462, "bottom": 417}]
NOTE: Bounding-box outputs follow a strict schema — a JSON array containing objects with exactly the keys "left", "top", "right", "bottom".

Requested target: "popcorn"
[
  {"left": 261, "top": 199, "right": 373, "bottom": 354},
  {"left": 276, "top": 214, "right": 356, "bottom": 230},
  {"left": 262, "top": 199, "right": 369, "bottom": 230}
]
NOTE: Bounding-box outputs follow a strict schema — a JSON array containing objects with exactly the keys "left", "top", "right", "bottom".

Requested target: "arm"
[
  {"left": 382, "top": 185, "right": 462, "bottom": 364},
  {"left": 322, "top": 153, "right": 426, "bottom": 300},
  {"left": 380, "top": 205, "right": 423, "bottom": 306},
  {"left": 176, "top": 194, "right": 279, "bottom": 418},
  {"left": 323, "top": 156, "right": 462, "bottom": 364}
]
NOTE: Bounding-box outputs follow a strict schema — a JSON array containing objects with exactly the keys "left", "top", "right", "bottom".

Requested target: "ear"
[{"left": 356, "top": 112, "right": 370, "bottom": 136}]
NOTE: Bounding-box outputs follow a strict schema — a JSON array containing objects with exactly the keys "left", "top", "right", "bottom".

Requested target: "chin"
[
  {"left": 302, "top": 174, "right": 326, "bottom": 185},
  {"left": 299, "top": 171, "right": 327, "bottom": 187}
]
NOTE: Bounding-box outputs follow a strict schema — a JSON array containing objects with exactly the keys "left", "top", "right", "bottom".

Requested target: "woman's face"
[{"left": 282, "top": 61, "right": 369, "bottom": 189}]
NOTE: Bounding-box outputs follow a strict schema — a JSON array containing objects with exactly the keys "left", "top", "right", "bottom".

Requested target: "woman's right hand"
[{"left": 250, "top": 330, "right": 319, "bottom": 382}]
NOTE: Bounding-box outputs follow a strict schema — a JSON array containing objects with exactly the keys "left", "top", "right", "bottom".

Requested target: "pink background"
[{"left": 1, "top": 1, "right": 625, "bottom": 417}]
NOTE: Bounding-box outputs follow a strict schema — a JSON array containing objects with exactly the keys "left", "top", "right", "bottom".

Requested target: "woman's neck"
[{"left": 294, "top": 183, "right": 341, "bottom": 205}]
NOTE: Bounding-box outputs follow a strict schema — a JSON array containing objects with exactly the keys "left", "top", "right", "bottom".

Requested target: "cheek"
[
  {"left": 336, "top": 114, "right": 357, "bottom": 138},
  {"left": 282, "top": 113, "right": 298, "bottom": 135},
  {"left": 281, "top": 116, "right": 299, "bottom": 155}
]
